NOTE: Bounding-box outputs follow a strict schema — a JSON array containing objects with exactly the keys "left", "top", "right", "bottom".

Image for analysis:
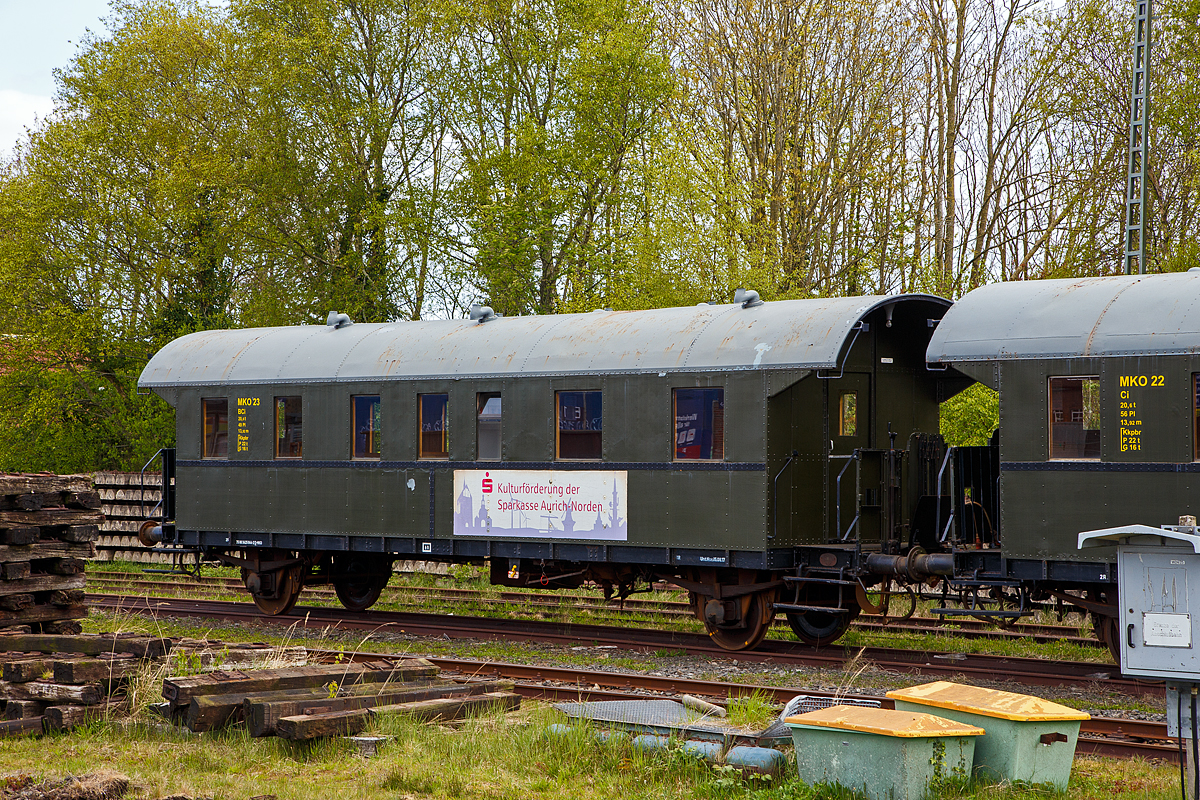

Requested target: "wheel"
[
  {"left": 787, "top": 609, "right": 857, "bottom": 646},
  {"left": 332, "top": 554, "right": 392, "bottom": 612},
  {"left": 785, "top": 584, "right": 860, "bottom": 646},
  {"left": 1092, "top": 612, "right": 1121, "bottom": 664},
  {"left": 241, "top": 551, "right": 304, "bottom": 616},
  {"left": 697, "top": 590, "right": 776, "bottom": 651}
]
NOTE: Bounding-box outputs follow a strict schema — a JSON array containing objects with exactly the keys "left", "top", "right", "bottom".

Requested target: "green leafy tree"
[
  {"left": 443, "top": 0, "right": 673, "bottom": 315},
  {"left": 230, "top": 0, "right": 447, "bottom": 322},
  {"left": 0, "top": 1, "right": 238, "bottom": 471},
  {"left": 940, "top": 383, "right": 999, "bottom": 446}
]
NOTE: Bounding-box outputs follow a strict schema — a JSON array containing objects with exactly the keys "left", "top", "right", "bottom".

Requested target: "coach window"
[
  {"left": 419, "top": 393, "right": 449, "bottom": 458},
  {"left": 202, "top": 398, "right": 228, "bottom": 459},
  {"left": 353, "top": 395, "right": 381, "bottom": 459},
  {"left": 275, "top": 396, "right": 303, "bottom": 458},
  {"left": 1194, "top": 374, "right": 1200, "bottom": 461},
  {"left": 673, "top": 388, "right": 724, "bottom": 460},
  {"left": 477, "top": 393, "right": 501, "bottom": 461},
  {"left": 557, "top": 390, "right": 602, "bottom": 460},
  {"left": 1049, "top": 376, "right": 1099, "bottom": 459},
  {"left": 839, "top": 392, "right": 858, "bottom": 437}
]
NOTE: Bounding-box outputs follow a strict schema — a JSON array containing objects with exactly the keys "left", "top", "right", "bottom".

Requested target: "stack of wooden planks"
[
  {"left": 0, "top": 632, "right": 170, "bottom": 736},
  {"left": 0, "top": 631, "right": 309, "bottom": 737},
  {"left": 0, "top": 473, "right": 104, "bottom": 634},
  {"left": 161, "top": 659, "right": 522, "bottom": 742}
]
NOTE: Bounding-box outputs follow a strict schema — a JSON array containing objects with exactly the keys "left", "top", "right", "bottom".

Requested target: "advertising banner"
[{"left": 453, "top": 469, "right": 628, "bottom": 540}]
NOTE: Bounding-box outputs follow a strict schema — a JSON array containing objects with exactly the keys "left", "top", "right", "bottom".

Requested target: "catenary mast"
[{"left": 1124, "top": 0, "right": 1151, "bottom": 275}]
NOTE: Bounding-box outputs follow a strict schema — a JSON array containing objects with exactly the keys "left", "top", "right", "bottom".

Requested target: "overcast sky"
[{"left": 0, "top": 0, "right": 112, "bottom": 158}]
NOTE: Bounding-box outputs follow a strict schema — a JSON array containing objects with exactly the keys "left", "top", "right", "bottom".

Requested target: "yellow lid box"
[
  {"left": 886, "top": 681, "right": 1090, "bottom": 722},
  {"left": 785, "top": 704, "right": 985, "bottom": 738}
]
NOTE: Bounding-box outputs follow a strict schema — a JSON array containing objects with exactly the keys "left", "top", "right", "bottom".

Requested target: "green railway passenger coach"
[
  {"left": 925, "top": 271, "right": 1200, "bottom": 656},
  {"left": 138, "top": 293, "right": 955, "bottom": 650}
]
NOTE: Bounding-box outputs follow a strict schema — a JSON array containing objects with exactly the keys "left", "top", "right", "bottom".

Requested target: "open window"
[
  {"left": 202, "top": 398, "right": 228, "bottom": 459},
  {"left": 673, "top": 388, "right": 724, "bottom": 460},
  {"left": 477, "top": 393, "right": 501, "bottom": 461},
  {"left": 1049, "top": 377, "right": 1099, "bottom": 459},
  {"left": 275, "top": 396, "right": 302, "bottom": 458},
  {"left": 353, "top": 395, "right": 381, "bottom": 459},
  {"left": 556, "top": 390, "right": 602, "bottom": 460},
  {"left": 419, "top": 393, "right": 449, "bottom": 458}
]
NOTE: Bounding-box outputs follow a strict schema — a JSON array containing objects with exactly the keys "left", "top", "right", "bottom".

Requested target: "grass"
[
  {"left": 726, "top": 691, "right": 777, "bottom": 729},
  {"left": 0, "top": 700, "right": 1184, "bottom": 800},
  {"left": 42, "top": 612, "right": 1176, "bottom": 799}
]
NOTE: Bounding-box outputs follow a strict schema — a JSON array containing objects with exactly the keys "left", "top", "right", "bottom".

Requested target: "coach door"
[{"left": 828, "top": 373, "right": 871, "bottom": 542}]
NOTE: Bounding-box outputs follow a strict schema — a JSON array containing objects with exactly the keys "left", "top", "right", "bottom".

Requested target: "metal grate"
[
  {"left": 554, "top": 699, "right": 726, "bottom": 730},
  {"left": 760, "top": 694, "right": 882, "bottom": 740},
  {"left": 781, "top": 695, "right": 881, "bottom": 717}
]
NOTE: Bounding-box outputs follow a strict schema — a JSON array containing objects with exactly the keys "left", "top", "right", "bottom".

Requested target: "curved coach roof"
[
  {"left": 927, "top": 272, "right": 1200, "bottom": 363},
  {"left": 139, "top": 294, "right": 949, "bottom": 388}
]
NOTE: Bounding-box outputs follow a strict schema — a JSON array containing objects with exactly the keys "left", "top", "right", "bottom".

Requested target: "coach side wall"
[{"left": 167, "top": 371, "right": 774, "bottom": 558}]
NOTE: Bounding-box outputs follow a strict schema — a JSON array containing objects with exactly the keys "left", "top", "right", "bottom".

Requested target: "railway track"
[
  {"left": 85, "top": 571, "right": 1101, "bottom": 647},
  {"left": 91, "top": 595, "right": 1175, "bottom": 763},
  {"left": 90, "top": 595, "right": 1145, "bottom": 695}
]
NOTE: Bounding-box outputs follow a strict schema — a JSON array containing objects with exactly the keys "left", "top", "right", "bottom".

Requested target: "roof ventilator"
[
  {"left": 734, "top": 288, "right": 764, "bottom": 308},
  {"left": 469, "top": 303, "right": 498, "bottom": 323},
  {"left": 326, "top": 311, "right": 353, "bottom": 329}
]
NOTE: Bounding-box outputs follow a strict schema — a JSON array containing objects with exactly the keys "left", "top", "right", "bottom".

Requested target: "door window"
[{"left": 839, "top": 392, "right": 858, "bottom": 437}]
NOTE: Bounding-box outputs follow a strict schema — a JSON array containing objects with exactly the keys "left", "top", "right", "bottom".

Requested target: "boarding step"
[
  {"left": 773, "top": 603, "right": 853, "bottom": 615},
  {"left": 929, "top": 607, "right": 1025, "bottom": 619},
  {"left": 943, "top": 579, "right": 1022, "bottom": 589},
  {"left": 781, "top": 576, "right": 858, "bottom": 586}
]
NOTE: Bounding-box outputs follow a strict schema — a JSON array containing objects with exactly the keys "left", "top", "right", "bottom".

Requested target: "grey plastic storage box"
[
  {"left": 887, "top": 681, "right": 1089, "bottom": 789},
  {"left": 785, "top": 704, "right": 983, "bottom": 800}
]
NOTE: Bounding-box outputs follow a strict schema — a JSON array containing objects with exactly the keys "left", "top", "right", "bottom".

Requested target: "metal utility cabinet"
[
  {"left": 1078, "top": 524, "right": 1200, "bottom": 678},
  {"left": 1080, "top": 523, "right": 1200, "bottom": 798}
]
